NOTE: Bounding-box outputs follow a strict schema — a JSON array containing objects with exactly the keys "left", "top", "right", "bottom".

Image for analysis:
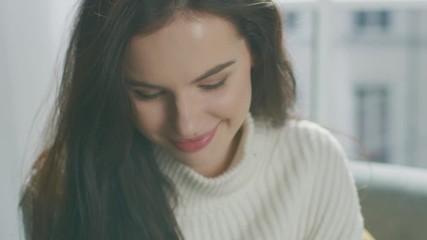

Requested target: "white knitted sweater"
[{"left": 156, "top": 115, "right": 364, "bottom": 240}]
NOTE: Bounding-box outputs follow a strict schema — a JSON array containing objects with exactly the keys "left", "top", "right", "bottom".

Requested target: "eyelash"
[
  {"left": 134, "top": 78, "right": 228, "bottom": 101},
  {"left": 200, "top": 78, "right": 227, "bottom": 91},
  {"left": 134, "top": 91, "right": 164, "bottom": 101}
]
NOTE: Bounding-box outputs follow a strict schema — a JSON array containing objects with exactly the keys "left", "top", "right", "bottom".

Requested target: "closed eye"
[
  {"left": 133, "top": 90, "right": 165, "bottom": 101},
  {"left": 199, "top": 78, "right": 227, "bottom": 91}
]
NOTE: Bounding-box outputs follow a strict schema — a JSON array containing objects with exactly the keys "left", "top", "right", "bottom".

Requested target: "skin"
[{"left": 127, "top": 13, "right": 253, "bottom": 177}]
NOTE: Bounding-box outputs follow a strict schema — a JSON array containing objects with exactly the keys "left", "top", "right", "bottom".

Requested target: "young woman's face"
[{"left": 127, "top": 13, "right": 252, "bottom": 177}]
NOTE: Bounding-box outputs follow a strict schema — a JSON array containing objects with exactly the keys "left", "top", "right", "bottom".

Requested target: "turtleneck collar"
[{"left": 154, "top": 114, "right": 268, "bottom": 201}]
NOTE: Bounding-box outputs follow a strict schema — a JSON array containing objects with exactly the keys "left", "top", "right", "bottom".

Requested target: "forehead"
[{"left": 127, "top": 13, "right": 245, "bottom": 83}]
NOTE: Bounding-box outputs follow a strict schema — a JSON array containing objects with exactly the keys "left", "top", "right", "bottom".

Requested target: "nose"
[{"left": 171, "top": 94, "right": 197, "bottom": 137}]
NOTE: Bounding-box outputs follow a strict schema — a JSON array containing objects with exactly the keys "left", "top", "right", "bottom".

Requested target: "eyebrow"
[
  {"left": 192, "top": 60, "right": 235, "bottom": 83},
  {"left": 127, "top": 60, "right": 236, "bottom": 88}
]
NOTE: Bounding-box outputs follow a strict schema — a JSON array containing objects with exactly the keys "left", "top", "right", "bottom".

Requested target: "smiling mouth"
[{"left": 172, "top": 126, "right": 218, "bottom": 152}]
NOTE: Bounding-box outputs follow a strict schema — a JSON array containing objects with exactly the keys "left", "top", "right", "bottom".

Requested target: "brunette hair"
[{"left": 20, "top": 0, "right": 296, "bottom": 239}]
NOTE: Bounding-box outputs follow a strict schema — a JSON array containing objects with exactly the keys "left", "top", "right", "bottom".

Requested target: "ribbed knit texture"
[{"left": 156, "top": 115, "right": 364, "bottom": 240}]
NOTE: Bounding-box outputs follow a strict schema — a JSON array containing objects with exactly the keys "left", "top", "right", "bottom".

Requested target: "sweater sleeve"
[{"left": 303, "top": 124, "right": 364, "bottom": 240}]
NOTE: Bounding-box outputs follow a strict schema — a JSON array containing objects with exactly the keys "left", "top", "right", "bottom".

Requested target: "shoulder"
[
  {"left": 286, "top": 119, "right": 344, "bottom": 155},
  {"left": 251, "top": 117, "right": 353, "bottom": 186},
  {"left": 254, "top": 118, "right": 363, "bottom": 238},
  {"left": 255, "top": 118, "right": 346, "bottom": 161}
]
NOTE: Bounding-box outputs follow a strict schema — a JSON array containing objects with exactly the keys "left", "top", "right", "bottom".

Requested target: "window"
[
  {"left": 353, "top": 10, "right": 392, "bottom": 32},
  {"left": 284, "top": 11, "right": 299, "bottom": 31},
  {"left": 355, "top": 84, "right": 389, "bottom": 163}
]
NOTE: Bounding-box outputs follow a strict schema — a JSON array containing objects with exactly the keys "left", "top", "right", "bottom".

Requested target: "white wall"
[{"left": 0, "top": 1, "right": 77, "bottom": 239}]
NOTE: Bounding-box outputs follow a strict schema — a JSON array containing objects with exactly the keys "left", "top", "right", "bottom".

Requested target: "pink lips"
[{"left": 173, "top": 126, "right": 217, "bottom": 152}]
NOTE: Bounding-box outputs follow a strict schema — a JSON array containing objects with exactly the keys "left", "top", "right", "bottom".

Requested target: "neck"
[{"left": 196, "top": 127, "right": 244, "bottom": 178}]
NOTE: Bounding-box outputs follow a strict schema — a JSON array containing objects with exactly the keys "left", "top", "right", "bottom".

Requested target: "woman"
[{"left": 20, "top": 0, "right": 364, "bottom": 239}]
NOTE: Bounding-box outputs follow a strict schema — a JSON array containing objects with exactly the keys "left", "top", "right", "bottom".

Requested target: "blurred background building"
[{"left": 278, "top": 0, "right": 427, "bottom": 169}]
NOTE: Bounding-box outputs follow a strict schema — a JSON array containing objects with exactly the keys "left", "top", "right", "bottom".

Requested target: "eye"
[
  {"left": 133, "top": 90, "right": 165, "bottom": 101},
  {"left": 199, "top": 78, "right": 227, "bottom": 91}
]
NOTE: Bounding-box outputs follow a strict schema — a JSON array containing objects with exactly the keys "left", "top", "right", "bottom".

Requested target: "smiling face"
[{"left": 127, "top": 13, "right": 253, "bottom": 177}]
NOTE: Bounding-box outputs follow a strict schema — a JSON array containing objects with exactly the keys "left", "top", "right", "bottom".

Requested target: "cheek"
[
  {"left": 205, "top": 76, "right": 252, "bottom": 117},
  {"left": 230, "top": 79, "right": 251, "bottom": 113},
  {"left": 227, "top": 66, "right": 252, "bottom": 113}
]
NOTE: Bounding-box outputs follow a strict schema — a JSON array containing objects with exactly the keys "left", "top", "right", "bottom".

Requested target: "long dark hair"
[{"left": 20, "top": 0, "right": 296, "bottom": 239}]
